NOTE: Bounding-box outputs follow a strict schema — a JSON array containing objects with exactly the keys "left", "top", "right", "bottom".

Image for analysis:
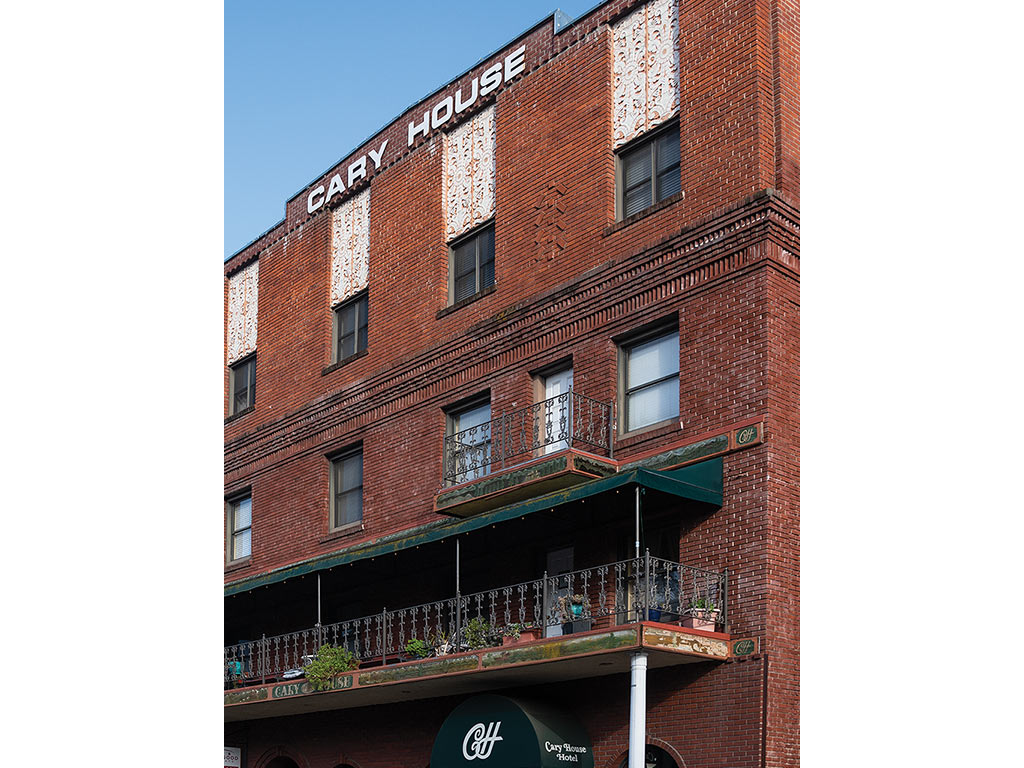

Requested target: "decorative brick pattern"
[
  {"left": 226, "top": 260, "right": 258, "bottom": 364},
  {"left": 443, "top": 105, "right": 496, "bottom": 241},
  {"left": 612, "top": 0, "right": 679, "bottom": 149},
  {"left": 330, "top": 188, "right": 370, "bottom": 306}
]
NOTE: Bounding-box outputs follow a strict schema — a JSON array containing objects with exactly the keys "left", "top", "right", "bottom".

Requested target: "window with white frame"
[
  {"left": 621, "top": 328, "right": 679, "bottom": 432},
  {"left": 227, "top": 495, "right": 252, "bottom": 563}
]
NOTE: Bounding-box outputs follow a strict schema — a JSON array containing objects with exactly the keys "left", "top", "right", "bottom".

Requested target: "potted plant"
[
  {"left": 429, "top": 629, "right": 455, "bottom": 656},
  {"left": 302, "top": 645, "right": 360, "bottom": 691},
  {"left": 682, "top": 597, "right": 720, "bottom": 631},
  {"left": 501, "top": 622, "right": 541, "bottom": 646},
  {"left": 463, "top": 617, "right": 499, "bottom": 650},
  {"left": 405, "top": 637, "right": 431, "bottom": 660}
]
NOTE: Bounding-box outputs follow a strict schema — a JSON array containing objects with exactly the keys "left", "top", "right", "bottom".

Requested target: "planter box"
[
  {"left": 681, "top": 611, "right": 719, "bottom": 632},
  {"left": 502, "top": 629, "right": 541, "bottom": 646}
]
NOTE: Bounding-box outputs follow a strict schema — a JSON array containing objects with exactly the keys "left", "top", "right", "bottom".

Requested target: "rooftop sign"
[{"left": 306, "top": 45, "right": 526, "bottom": 215}]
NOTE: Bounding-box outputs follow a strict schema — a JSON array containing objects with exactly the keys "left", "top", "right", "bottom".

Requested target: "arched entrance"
[
  {"left": 618, "top": 745, "right": 679, "bottom": 768},
  {"left": 265, "top": 758, "right": 300, "bottom": 768}
]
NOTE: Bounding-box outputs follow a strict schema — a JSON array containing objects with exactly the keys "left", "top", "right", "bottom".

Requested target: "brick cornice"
[{"left": 225, "top": 192, "right": 798, "bottom": 480}]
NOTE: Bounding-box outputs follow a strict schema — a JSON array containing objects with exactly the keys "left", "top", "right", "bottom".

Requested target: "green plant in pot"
[
  {"left": 405, "top": 637, "right": 431, "bottom": 659},
  {"left": 501, "top": 622, "right": 541, "bottom": 645},
  {"left": 463, "top": 617, "right": 499, "bottom": 650},
  {"left": 682, "top": 597, "right": 719, "bottom": 631},
  {"left": 302, "top": 645, "right": 359, "bottom": 691}
]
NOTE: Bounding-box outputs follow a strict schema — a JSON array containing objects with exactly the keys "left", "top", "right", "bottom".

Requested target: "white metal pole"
[
  {"left": 635, "top": 486, "right": 641, "bottom": 560},
  {"left": 628, "top": 651, "right": 648, "bottom": 768},
  {"left": 317, "top": 573, "right": 321, "bottom": 626}
]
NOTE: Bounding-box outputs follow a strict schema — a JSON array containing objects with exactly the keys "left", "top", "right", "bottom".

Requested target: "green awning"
[
  {"left": 224, "top": 458, "right": 722, "bottom": 597},
  {"left": 431, "top": 694, "right": 593, "bottom": 768}
]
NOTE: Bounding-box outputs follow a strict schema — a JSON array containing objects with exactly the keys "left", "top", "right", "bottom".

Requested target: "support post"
[{"left": 628, "top": 651, "right": 648, "bottom": 768}]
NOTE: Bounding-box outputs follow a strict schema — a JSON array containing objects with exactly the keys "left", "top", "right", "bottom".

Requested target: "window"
[
  {"left": 617, "top": 123, "right": 681, "bottom": 219},
  {"left": 622, "top": 328, "right": 679, "bottom": 432},
  {"left": 227, "top": 495, "right": 252, "bottom": 562},
  {"left": 330, "top": 449, "right": 363, "bottom": 530},
  {"left": 449, "top": 224, "right": 495, "bottom": 304},
  {"left": 229, "top": 355, "right": 256, "bottom": 415},
  {"left": 333, "top": 291, "right": 368, "bottom": 363},
  {"left": 445, "top": 398, "right": 492, "bottom": 484}
]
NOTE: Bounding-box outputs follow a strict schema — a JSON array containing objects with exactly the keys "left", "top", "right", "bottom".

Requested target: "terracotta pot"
[{"left": 681, "top": 610, "right": 719, "bottom": 632}]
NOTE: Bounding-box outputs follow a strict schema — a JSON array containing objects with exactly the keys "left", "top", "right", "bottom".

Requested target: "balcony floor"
[{"left": 225, "top": 622, "right": 752, "bottom": 722}]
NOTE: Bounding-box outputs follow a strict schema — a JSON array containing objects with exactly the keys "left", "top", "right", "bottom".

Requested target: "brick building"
[{"left": 224, "top": 1, "right": 799, "bottom": 767}]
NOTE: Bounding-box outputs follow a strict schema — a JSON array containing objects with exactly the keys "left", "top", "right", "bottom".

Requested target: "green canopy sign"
[{"left": 431, "top": 694, "right": 594, "bottom": 768}]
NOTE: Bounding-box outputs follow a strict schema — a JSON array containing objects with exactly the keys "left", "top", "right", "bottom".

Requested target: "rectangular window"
[
  {"left": 622, "top": 329, "right": 679, "bottom": 432},
  {"left": 449, "top": 224, "right": 495, "bottom": 304},
  {"left": 617, "top": 123, "right": 681, "bottom": 219},
  {"left": 334, "top": 291, "right": 368, "bottom": 363},
  {"left": 227, "top": 495, "right": 252, "bottom": 562},
  {"left": 229, "top": 355, "right": 256, "bottom": 415},
  {"left": 445, "top": 398, "right": 492, "bottom": 484},
  {"left": 330, "top": 449, "right": 363, "bottom": 530}
]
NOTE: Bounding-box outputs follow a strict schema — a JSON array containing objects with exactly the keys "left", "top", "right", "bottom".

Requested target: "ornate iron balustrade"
[
  {"left": 441, "top": 391, "right": 613, "bottom": 486},
  {"left": 225, "top": 554, "right": 727, "bottom": 687}
]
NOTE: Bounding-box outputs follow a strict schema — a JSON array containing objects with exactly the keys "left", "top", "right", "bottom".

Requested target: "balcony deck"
[{"left": 225, "top": 622, "right": 755, "bottom": 721}]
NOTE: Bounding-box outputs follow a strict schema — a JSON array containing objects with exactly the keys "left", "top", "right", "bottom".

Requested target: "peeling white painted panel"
[
  {"left": 613, "top": 0, "right": 679, "bottom": 149},
  {"left": 444, "top": 105, "right": 496, "bottom": 241},
  {"left": 227, "top": 260, "right": 259, "bottom": 364},
  {"left": 330, "top": 188, "right": 371, "bottom": 306}
]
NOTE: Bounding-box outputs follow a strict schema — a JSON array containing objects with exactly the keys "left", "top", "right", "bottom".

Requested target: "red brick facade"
[{"left": 225, "top": 0, "right": 798, "bottom": 766}]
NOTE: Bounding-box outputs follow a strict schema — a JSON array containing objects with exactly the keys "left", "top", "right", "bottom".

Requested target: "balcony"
[
  {"left": 438, "top": 391, "right": 616, "bottom": 516},
  {"left": 225, "top": 553, "right": 728, "bottom": 712}
]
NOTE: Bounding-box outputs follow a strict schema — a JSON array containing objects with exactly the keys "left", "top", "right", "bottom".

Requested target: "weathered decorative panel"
[
  {"left": 330, "top": 188, "right": 371, "bottom": 306},
  {"left": 443, "top": 106, "right": 496, "bottom": 241},
  {"left": 613, "top": 0, "right": 679, "bottom": 149},
  {"left": 227, "top": 260, "right": 259, "bottom": 364}
]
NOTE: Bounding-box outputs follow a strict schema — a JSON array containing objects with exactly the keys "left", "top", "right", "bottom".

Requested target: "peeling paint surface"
[
  {"left": 358, "top": 655, "right": 479, "bottom": 685},
  {"left": 612, "top": 0, "right": 679, "bottom": 149},
  {"left": 330, "top": 188, "right": 370, "bottom": 306},
  {"left": 443, "top": 106, "right": 496, "bottom": 241},
  {"left": 642, "top": 626, "right": 728, "bottom": 658},
  {"left": 480, "top": 629, "right": 637, "bottom": 667},
  {"left": 227, "top": 260, "right": 259, "bottom": 364},
  {"left": 224, "top": 686, "right": 268, "bottom": 706}
]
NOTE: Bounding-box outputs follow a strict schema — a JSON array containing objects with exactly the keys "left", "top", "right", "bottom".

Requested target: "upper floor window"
[
  {"left": 334, "top": 291, "right": 368, "bottom": 363},
  {"left": 444, "top": 397, "right": 492, "bottom": 485},
  {"left": 330, "top": 449, "right": 363, "bottom": 531},
  {"left": 229, "top": 354, "right": 256, "bottom": 415},
  {"left": 227, "top": 495, "right": 252, "bottom": 563},
  {"left": 450, "top": 224, "right": 495, "bottom": 304},
  {"left": 621, "top": 328, "right": 679, "bottom": 432},
  {"left": 617, "top": 123, "right": 681, "bottom": 219}
]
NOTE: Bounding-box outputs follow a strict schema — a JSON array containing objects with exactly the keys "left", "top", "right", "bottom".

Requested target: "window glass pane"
[
  {"left": 656, "top": 130, "right": 680, "bottom": 172},
  {"left": 233, "top": 497, "right": 251, "bottom": 531},
  {"left": 627, "top": 332, "right": 679, "bottom": 389},
  {"left": 357, "top": 325, "right": 368, "bottom": 352},
  {"left": 454, "top": 239, "right": 476, "bottom": 277},
  {"left": 480, "top": 258, "right": 495, "bottom": 290},
  {"left": 338, "top": 303, "right": 355, "bottom": 337},
  {"left": 627, "top": 377, "right": 679, "bottom": 430},
  {"left": 338, "top": 332, "right": 355, "bottom": 360},
  {"left": 336, "top": 489, "right": 363, "bottom": 527},
  {"left": 341, "top": 453, "right": 362, "bottom": 490},
  {"left": 455, "top": 402, "right": 491, "bottom": 433},
  {"left": 454, "top": 273, "right": 476, "bottom": 303},
  {"left": 234, "top": 387, "right": 249, "bottom": 413},
  {"left": 479, "top": 227, "right": 494, "bottom": 264},
  {"left": 656, "top": 167, "right": 681, "bottom": 201},
  {"left": 624, "top": 185, "right": 652, "bottom": 217},
  {"left": 357, "top": 296, "right": 368, "bottom": 330},
  {"left": 233, "top": 529, "right": 251, "bottom": 560},
  {"left": 624, "top": 147, "right": 652, "bottom": 187}
]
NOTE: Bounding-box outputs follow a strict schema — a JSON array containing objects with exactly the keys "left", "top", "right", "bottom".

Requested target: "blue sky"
[{"left": 225, "top": 0, "right": 599, "bottom": 259}]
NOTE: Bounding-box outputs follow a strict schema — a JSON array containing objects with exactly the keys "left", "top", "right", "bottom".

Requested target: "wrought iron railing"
[
  {"left": 442, "top": 391, "right": 613, "bottom": 486},
  {"left": 225, "top": 553, "right": 727, "bottom": 687}
]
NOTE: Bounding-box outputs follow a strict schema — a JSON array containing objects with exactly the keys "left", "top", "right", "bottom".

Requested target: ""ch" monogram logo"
[{"left": 462, "top": 721, "right": 503, "bottom": 760}]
